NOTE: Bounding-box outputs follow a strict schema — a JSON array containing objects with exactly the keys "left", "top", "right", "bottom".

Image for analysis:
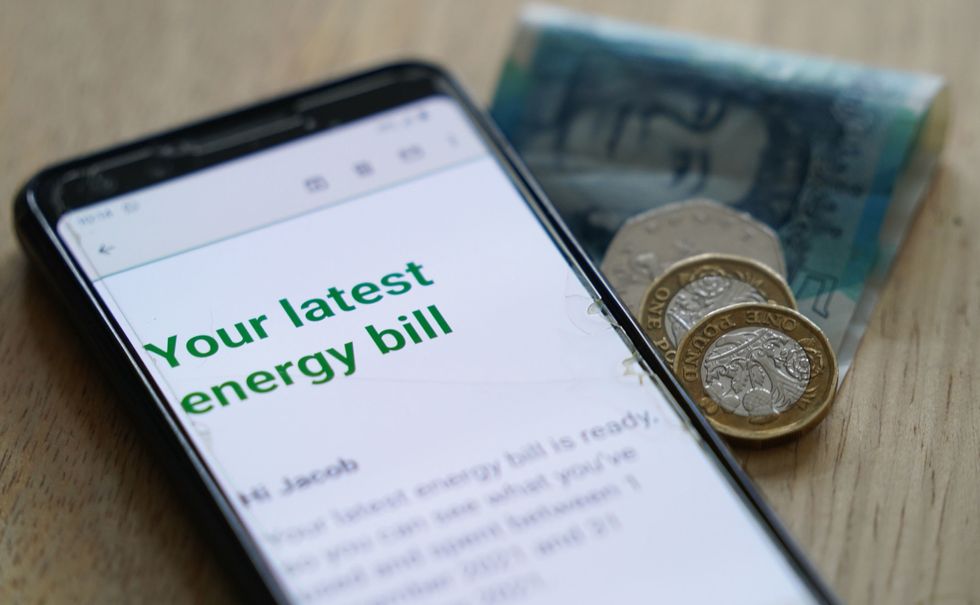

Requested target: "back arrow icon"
[{"left": 98, "top": 244, "right": 115, "bottom": 255}]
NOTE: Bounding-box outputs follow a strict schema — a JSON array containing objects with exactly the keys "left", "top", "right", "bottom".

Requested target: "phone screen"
[{"left": 56, "top": 96, "right": 816, "bottom": 604}]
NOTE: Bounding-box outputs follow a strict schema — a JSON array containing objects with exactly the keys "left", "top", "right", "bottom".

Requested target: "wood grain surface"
[{"left": 1, "top": 1, "right": 978, "bottom": 603}]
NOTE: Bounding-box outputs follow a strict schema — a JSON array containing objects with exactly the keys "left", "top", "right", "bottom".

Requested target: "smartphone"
[{"left": 15, "top": 63, "right": 836, "bottom": 604}]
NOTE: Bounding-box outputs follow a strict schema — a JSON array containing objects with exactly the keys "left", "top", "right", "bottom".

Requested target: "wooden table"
[{"left": 2, "top": 1, "right": 978, "bottom": 602}]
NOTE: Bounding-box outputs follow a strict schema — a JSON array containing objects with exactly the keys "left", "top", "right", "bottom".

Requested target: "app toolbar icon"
[
  {"left": 304, "top": 176, "right": 329, "bottom": 193},
  {"left": 353, "top": 161, "right": 374, "bottom": 177}
]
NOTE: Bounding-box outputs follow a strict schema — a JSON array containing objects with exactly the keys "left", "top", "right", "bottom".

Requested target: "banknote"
[{"left": 490, "top": 5, "right": 948, "bottom": 375}]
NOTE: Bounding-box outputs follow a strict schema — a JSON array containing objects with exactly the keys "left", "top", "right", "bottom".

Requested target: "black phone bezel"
[{"left": 13, "top": 61, "right": 838, "bottom": 604}]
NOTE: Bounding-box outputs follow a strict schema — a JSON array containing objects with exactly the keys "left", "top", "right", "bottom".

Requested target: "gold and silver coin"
[
  {"left": 638, "top": 253, "right": 796, "bottom": 366},
  {"left": 673, "top": 303, "right": 838, "bottom": 446},
  {"left": 600, "top": 199, "right": 787, "bottom": 314}
]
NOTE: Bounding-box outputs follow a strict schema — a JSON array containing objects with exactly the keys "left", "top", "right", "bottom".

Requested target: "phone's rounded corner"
[
  {"left": 382, "top": 59, "right": 454, "bottom": 83},
  {"left": 12, "top": 173, "right": 44, "bottom": 242},
  {"left": 13, "top": 160, "right": 71, "bottom": 221},
  {"left": 369, "top": 59, "right": 465, "bottom": 100}
]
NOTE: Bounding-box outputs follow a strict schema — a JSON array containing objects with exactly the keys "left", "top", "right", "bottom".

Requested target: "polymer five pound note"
[{"left": 490, "top": 5, "right": 948, "bottom": 375}]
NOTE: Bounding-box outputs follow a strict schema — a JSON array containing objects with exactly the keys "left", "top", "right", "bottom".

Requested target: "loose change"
[{"left": 602, "top": 200, "right": 838, "bottom": 446}]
